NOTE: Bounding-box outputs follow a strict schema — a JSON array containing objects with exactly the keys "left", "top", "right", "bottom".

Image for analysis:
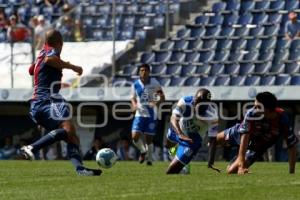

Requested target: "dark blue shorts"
[
  {"left": 167, "top": 128, "right": 202, "bottom": 165},
  {"left": 29, "top": 98, "right": 71, "bottom": 130},
  {"left": 223, "top": 123, "right": 241, "bottom": 147}
]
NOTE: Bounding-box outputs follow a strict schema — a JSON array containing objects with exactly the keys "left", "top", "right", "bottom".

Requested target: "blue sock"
[
  {"left": 31, "top": 129, "right": 67, "bottom": 153},
  {"left": 67, "top": 143, "right": 83, "bottom": 169}
]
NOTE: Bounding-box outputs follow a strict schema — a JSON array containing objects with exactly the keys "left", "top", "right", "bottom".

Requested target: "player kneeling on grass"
[
  {"left": 216, "top": 91, "right": 298, "bottom": 175},
  {"left": 165, "top": 88, "right": 220, "bottom": 174},
  {"left": 19, "top": 29, "right": 101, "bottom": 176}
]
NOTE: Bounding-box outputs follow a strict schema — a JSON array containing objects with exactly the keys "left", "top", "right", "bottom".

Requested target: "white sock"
[
  {"left": 146, "top": 143, "right": 153, "bottom": 162},
  {"left": 132, "top": 139, "right": 146, "bottom": 153}
]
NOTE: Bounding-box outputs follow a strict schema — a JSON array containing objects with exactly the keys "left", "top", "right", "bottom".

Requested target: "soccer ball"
[{"left": 96, "top": 148, "right": 118, "bottom": 169}]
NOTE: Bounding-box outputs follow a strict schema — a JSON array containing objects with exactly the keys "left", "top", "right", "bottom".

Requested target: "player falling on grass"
[
  {"left": 216, "top": 91, "right": 298, "bottom": 175},
  {"left": 20, "top": 29, "right": 102, "bottom": 176},
  {"left": 131, "top": 63, "right": 165, "bottom": 165},
  {"left": 165, "top": 88, "right": 220, "bottom": 174}
]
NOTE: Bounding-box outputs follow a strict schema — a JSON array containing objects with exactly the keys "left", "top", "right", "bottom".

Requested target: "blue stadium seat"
[
  {"left": 266, "top": 13, "right": 282, "bottom": 25},
  {"left": 240, "top": 1, "right": 255, "bottom": 14},
  {"left": 219, "top": 27, "right": 235, "bottom": 37},
  {"left": 160, "top": 40, "right": 174, "bottom": 50},
  {"left": 198, "top": 51, "right": 215, "bottom": 63},
  {"left": 157, "top": 77, "right": 171, "bottom": 86},
  {"left": 290, "top": 39, "right": 300, "bottom": 51},
  {"left": 285, "top": 0, "right": 299, "bottom": 12},
  {"left": 225, "top": 63, "right": 240, "bottom": 75},
  {"left": 245, "top": 76, "right": 261, "bottom": 86},
  {"left": 238, "top": 13, "right": 253, "bottom": 26},
  {"left": 275, "top": 37, "right": 291, "bottom": 51},
  {"left": 234, "top": 27, "right": 250, "bottom": 37},
  {"left": 196, "top": 64, "right": 211, "bottom": 75},
  {"left": 231, "top": 38, "right": 247, "bottom": 51},
  {"left": 249, "top": 26, "right": 265, "bottom": 37},
  {"left": 208, "top": 15, "right": 224, "bottom": 26},
  {"left": 154, "top": 50, "right": 172, "bottom": 63},
  {"left": 252, "top": 13, "right": 268, "bottom": 25},
  {"left": 184, "top": 51, "right": 200, "bottom": 63},
  {"left": 181, "top": 64, "right": 197, "bottom": 76},
  {"left": 230, "top": 76, "right": 246, "bottom": 86},
  {"left": 225, "top": 0, "right": 240, "bottom": 12},
  {"left": 264, "top": 24, "right": 280, "bottom": 36},
  {"left": 213, "top": 51, "right": 230, "bottom": 63},
  {"left": 140, "top": 52, "right": 155, "bottom": 63},
  {"left": 166, "top": 63, "right": 182, "bottom": 75},
  {"left": 210, "top": 63, "right": 225, "bottom": 75},
  {"left": 140, "top": 4, "right": 154, "bottom": 13},
  {"left": 260, "top": 76, "right": 275, "bottom": 86},
  {"left": 228, "top": 51, "right": 244, "bottom": 62},
  {"left": 112, "top": 77, "right": 132, "bottom": 87},
  {"left": 223, "top": 13, "right": 239, "bottom": 26},
  {"left": 212, "top": 2, "right": 226, "bottom": 13},
  {"left": 151, "top": 63, "right": 167, "bottom": 75},
  {"left": 252, "top": 1, "right": 270, "bottom": 12},
  {"left": 273, "top": 50, "right": 289, "bottom": 64},
  {"left": 270, "top": 63, "right": 285, "bottom": 74},
  {"left": 169, "top": 51, "right": 186, "bottom": 63},
  {"left": 177, "top": 28, "right": 191, "bottom": 38},
  {"left": 288, "top": 51, "right": 300, "bottom": 61},
  {"left": 246, "top": 38, "right": 262, "bottom": 51},
  {"left": 202, "top": 39, "right": 217, "bottom": 50},
  {"left": 268, "top": 1, "right": 285, "bottom": 12},
  {"left": 184, "top": 77, "right": 200, "bottom": 86},
  {"left": 194, "top": 15, "right": 209, "bottom": 26},
  {"left": 217, "top": 39, "right": 232, "bottom": 51},
  {"left": 285, "top": 62, "right": 300, "bottom": 74},
  {"left": 121, "top": 64, "right": 134, "bottom": 76},
  {"left": 187, "top": 38, "right": 203, "bottom": 50},
  {"left": 255, "top": 62, "right": 271, "bottom": 74},
  {"left": 173, "top": 39, "right": 189, "bottom": 50},
  {"left": 290, "top": 75, "right": 300, "bottom": 85},
  {"left": 243, "top": 51, "right": 259, "bottom": 62},
  {"left": 260, "top": 38, "right": 276, "bottom": 51},
  {"left": 214, "top": 76, "right": 230, "bottom": 86},
  {"left": 199, "top": 76, "right": 216, "bottom": 86},
  {"left": 239, "top": 63, "right": 255, "bottom": 75},
  {"left": 170, "top": 77, "right": 186, "bottom": 86},
  {"left": 189, "top": 26, "right": 206, "bottom": 38},
  {"left": 275, "top": 74, "right": 291, "bottom": 85},
  {"left": 205, "top": 26, "right": 221, "bottom": 38},
  {"left": 259, "top": 50, "right": 274, "bottom": 62}
]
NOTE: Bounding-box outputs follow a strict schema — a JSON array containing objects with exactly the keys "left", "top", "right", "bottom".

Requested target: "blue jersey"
[{"left": 30, "top": 44, "right": 62, "bottom": 100}]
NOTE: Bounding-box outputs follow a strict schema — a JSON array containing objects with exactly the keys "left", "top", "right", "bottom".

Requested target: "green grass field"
[{"left": 0, "top": 161, "right": 299, "bottom": 200}]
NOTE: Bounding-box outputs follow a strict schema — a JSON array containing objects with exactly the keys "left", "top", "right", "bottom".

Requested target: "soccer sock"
[
  {"left": 146, "top": 143, "right": 153, "bottom": 162},
  {"left": 31, "top": 129, "right": 67, "bottom": 153},
  {"left": 132, "top": 139, "right": 146, "bottom": 154},
  {"left": 67, "top": 143, "right": 83, "bottom": 169}
]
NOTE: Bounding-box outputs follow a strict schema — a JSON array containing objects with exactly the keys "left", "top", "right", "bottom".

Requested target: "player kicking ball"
[
  {"left": 165, "top": 88, "right": 219, "bottom": 174},
  {"left": 19, "top": 29, "right": 101, "bottom": 176}
]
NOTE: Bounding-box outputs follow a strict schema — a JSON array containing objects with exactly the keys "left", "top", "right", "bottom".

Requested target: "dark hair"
[
  {"left": 194, "top": 88, "right": 212, "bottom": 114},
  {"left": 137, "top": 63, "right": 151, "bottom": 73},
  {"left": 256, "top": 91, "right": 277, "bottom": 111},
  {"left": 45, "top": 29, "right": 63, "bottom": 46}
]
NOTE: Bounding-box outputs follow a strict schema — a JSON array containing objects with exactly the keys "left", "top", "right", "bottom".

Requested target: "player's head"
[
  {"left": 194, "top": 88, "right": 212, "bottom": 115},
  {"left": 255, "top": 92, "right": 277, "bottom": 117},
  {"left": 138, "top": 64, "right": 150, "bottom": 82},
  {"left": 45, "top": 29, "right": 63, "bottom": 53}
]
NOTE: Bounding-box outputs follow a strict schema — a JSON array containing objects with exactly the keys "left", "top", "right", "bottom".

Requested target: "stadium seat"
[
  {"left": 223, "top": 13, "right": 239, "bottom": 26},
  {"left": 228, "top": 51, "right": 244, "bottom": 62},
  {"left": 275, "top": 37, "right": 291, "bottom": 51},
  {"left": 198, "top": 51, "right": 215, "bottom": 63},
  {"left": 260, "top": 76, "right": 275, "bottom": 86},
  {"left": 285, "top": 0, "right": 299, "bottom": 12},
  {"left": 157, "top": 77, "right": 171, "bottom": 86},
  {"left": 184, "top": 50, "right": 200, "bottom": 63},
  {"left": 243, "top": 51, "right": 259, "bottom": 62},
  {"left": 255, "top": 62, "right": 271, "bottom": 74},
  {"left": 194, "top": 15, "right": 209, "bottom": 26},
  {"left": 208, "top": 15, "right": 224, "bottom": 26},
  {"left": 288, "top": 51, "right": 300, "bottom": 61},
  {"left": 225, "top": 63, "right": 240, "bottom": 75},
  {"left": 169, "top": 51, "right": 185, "bottom": 63},
  {"left": 234, "top": 27, "right": 250, "bottom": 37},
  {"left": 154, "top": 50, "right": 172, "bottom": 63},
  {"left": 173, "top": 39, "right": 188, "bottom": 50},
  {"left": 177, "top": 28, "right": 191, "bottom": 38},
  {"left": 266, "top": 13, "right": 282, "bottom": 25},
  {"left": 238, "top": 13, "right": 253, "bottom": 26},
  {"left": 290, "top": 75, "right": 300, "bottom": 85},
  {"left": 184, "top": 77, "right": 200, "bottom": 86},
  {"left": 272, "top": 51, "right": 289, "bottom": 64},
  {"left": 246, "top": 38, "right": 262, "bottom": 51},
  {"left": 210, "top": 63, "right": 225, "bottom": 75},
  {"left": 205, "top": 26, "right": 221, "bottom": 38},
  {"left": 259, "top": 50, "right": 274, "bottom": 62},
  {"left": 217, "top": 39, "right": 232, "bottom": 51},
  {"left": 213, "top": 51, "right": 230, "bottom": 63},
  {"left": 199, "top": 76, "right": 216, "bottom": 86},
  {"left": 187, "top": 38, "right": 203, "bottom": 50},
  {"left": 252, "top": 13, "right": 268, "bottom": 25},
  {"left": 166, "top": 63, "right": 182, "bottom": 75},
  {"left": 151, "top": 63, "right": 167, "bottom": 75},
  {"left": 264, "top": 24, "right": 280, "bottom": 36},
  {"left": 225, "top": 0, "right": 240, "bottom": 12},
  {"left": 112, "top": 77, "right": 132, "bottom": 87},
  {"left": 202, "top": 39, "right": 217, "bottom": 50},
  {"left": 268, "top": 1, "right": 285, "bottom": 12},
  {"left": 181, "top": 64, "right": 197, "bottom": 76},
  {"left": 270, "top": 63, "right": 285, "bottom": 74},
  {"left": 219, "top": 27, "right": 235, "bottom": 38},
  {"left": 285, "top": 62, "right": 300, "bottom": 74},
  {"left": 275, "top": 74, "right": 291, "bottom": 85},
  {"left": 249, "top": 26, "right": 265, "bottom": 37},
  {"left": 170, "top": 77, "right": 186, "bottom": 86},
  {"left": 140, "top": 52, "right": 155, "bottom": 63},
  {"left": 212, "top": 2, "right": 226, "bottom": 13},
  {"left": 189, "top": 26, "right": 206, "bottom": 38},
  {"left": 230, "top": 76, "right": 246, "bottom": 86},
  {"left": 231, "top": 38, "right": 247, "bottom": 51},
  {"left": 260, "top": 37, "right": 277, "bottom": 51},
  {"left": 196, "top": 64, "right": 211, "bottom": 75},
  {"left": 160, "top": 40, "right": 174, "bottom": 50},
  {"left": 252, "top": 1, "right": 270, "bottom": 12},
  {"left": 245, "top": 76, "right": 261, "bottom": 86},
  {"left": 240, "top": 1, "right": 255, "bottom": 14},
  {"left": 290, "top": 39, "right": 300, "bottom": 51},
  {"left": 214, "top": 76, "right": 230, "bottom": 86},
  {"left": 239, "top": 63, "right": 255, "bottom": 75}
]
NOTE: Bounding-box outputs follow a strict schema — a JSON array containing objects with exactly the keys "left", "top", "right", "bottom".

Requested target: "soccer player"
[
  {"left": 131, "top": 64, "right": 165, "bottom": 165},
  {"left": 165, "top": 88, "right": 219, "bottom": 174},
  {"left": 20, "top": 29, "right": 102, "bottom": 176},
  {"left": 217, "top": 91, "right": 298, "bottom": 174}
]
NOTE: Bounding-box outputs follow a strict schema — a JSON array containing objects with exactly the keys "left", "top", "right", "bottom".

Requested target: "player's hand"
[
  {"left": 208, "top": 164, "right": 221, "bottom": 173},
  {"left": 179, "top": 134, "right": 193, "bottom": 144},
  {"left": 73, "top": 66, "right": 83, "bottom": 75},
  {"left": 238, "top": 167, "right": 249, "bottom": 175}
]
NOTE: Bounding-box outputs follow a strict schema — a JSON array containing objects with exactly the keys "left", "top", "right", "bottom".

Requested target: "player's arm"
[
  {"left": 236, "top": 133, "right": 250, "bottom": 174},
  {"left": 207, "top": 120, "right": 221, "bottom": 173},
  {"left": 170, "top": 101, "right": 193, "bottom": 143},
  {"left": 44, "top": 56, "right": 83, "bottom": 75},
  {"left": 288, "top": 145, "right": 297, "bottom": 174},
  {"left": 130, "top": 84, "right": 138, "bottom": 112}
]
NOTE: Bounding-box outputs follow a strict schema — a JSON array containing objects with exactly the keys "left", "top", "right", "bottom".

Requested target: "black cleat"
[
  {"left": 76, "top": 166, "right": 102, "bottom": 176},
  {"left": 139, "top": 152, "right": 146, "bottom": 164},
  {"left": 146, "top": 161, "right": 152, "bottom": 166}
]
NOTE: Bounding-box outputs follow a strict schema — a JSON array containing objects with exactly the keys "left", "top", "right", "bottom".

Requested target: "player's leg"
[
  {"left": 144, "top": 118, "right": 157, "bottom": 165},
  {"left": 131, "top": 117, "right": 147, "bottom": 163},
  {"left": 166, "top": 157, "right": 186, "bottom": 174}
]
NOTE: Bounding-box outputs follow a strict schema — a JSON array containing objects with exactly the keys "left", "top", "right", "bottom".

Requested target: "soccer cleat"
[
  {"left": 19, "top": 145, "right": 35, "bottom": 160},
  {"left": 146, "top": 161, "right": 152, "bottom": 166},
  {"left": 139, "top": 152, "right": 146, "bottom": 164},
  {"left": 76, "top": 166, "right": 102, "bottom": 176},
  {"left": 180, "top": 164, "right": 191, "bottom": 175}
]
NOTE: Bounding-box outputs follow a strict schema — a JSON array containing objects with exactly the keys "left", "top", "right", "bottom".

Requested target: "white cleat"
[{"left": 20, "top": 145, "right": 35, "bottom": 160}]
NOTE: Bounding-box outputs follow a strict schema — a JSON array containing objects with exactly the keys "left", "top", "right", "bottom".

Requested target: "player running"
[
  {"left": 217, "top": 91, "right": 298, "bottom": 174},
  {"left": 165, "top": 88, "right": 219, "bottom": 174},
  {"left": 131, "top": 63, "right": 165, "bottom": 165},
  {"left": 20, "top": 29, "right": 101, "bottom": 176}
]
